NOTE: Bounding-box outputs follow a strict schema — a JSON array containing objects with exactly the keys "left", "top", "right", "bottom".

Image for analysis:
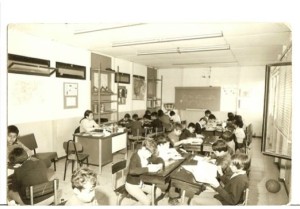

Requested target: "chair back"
[
  {"left": 112, "top": 160, "right": 127, "bottom": 190},
  {"left": 25, "top": 179, "right": 59, "bottom": 205},
  {"left": 63, "top": 140, "right": 83, "bottom": 160},
  {"left": 18, "top": 133, "right": 38, "bottom": 154},
  {"left": 73, "top": 126, "right": 80, "bottom": 141}
]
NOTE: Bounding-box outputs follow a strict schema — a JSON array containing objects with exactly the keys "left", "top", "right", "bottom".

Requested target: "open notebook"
[{"left": 182, "top": 157, "right": 217, "bottom": 184}]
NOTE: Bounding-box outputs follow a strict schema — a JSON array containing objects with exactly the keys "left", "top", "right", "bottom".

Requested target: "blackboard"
[{"left": 175, "top": 87, "right": 221, "bottom": 111}]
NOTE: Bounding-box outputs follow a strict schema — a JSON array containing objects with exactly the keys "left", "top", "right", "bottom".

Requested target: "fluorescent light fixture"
[
  {"left": 113, "top": 32, "right": 223, "bottom": 47},
  {"left": 8, "top": 62, "right": 57, "bottom": 76},
  {"left": 74, "top": 23, "right": 145, "bottom": 35},
  {"left": 137, "top": 45, "right": 230, "bottom": 56}
]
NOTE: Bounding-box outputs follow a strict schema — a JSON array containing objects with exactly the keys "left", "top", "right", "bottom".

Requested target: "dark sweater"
[
  {"left": 214, "top": 173, "right": 249, "bottom": 205},
  {"left": 195, "top": 122, "right": 205, "bottom": 135},
  {"left": 126, "top": 152, "right": 149, "bottom": 185},
  {"left": 179, "top": 129, "right": 196, "bottom": 140}
]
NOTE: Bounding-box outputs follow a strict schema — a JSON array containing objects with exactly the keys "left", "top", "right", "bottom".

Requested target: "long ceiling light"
[
  {"left": 137, "top": 44, "right": 230, "bottom": 56},
  {"left": 74, "top": 23, "right": 145, "bottom": 35},
  {"left": 112, "top": 32, "right": 223, "bottom": 47}
]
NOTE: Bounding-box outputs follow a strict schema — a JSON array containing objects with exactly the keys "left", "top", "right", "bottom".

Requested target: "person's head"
[
  {"left": 234, "top": 115, "right": 243, "bottom": 121},
  {"left": 124, "top": 113, "right": 131, "bottom": 121},
  {"left": 7, "top": 125, "right": 19, "bottom": 144},
  {"left": 204, "top": 110, "right": 211, "bottom": 117},
  {"left": 151, "top": 111, "right": 158, "bottom": 119},
  {"left": 139, "top": 138, "right": 157, "bottom": 159},
  {"left": 208, "top": 114, "right": 216, "bottom": 121},
  {"left": 230, "top": 153, "right": 251, "bottom": 172},
  {"left": 145, "top": 110, "right": 151, "bottom": 115},
  {"left": 199, "top": 117, "right": 207, "bottom": 126},
  {"left": 84, "top": 110, "right": 94, "bottom": 121},
  {"left": 173, "top": 123, "right": 183, "bottom": 136},
  {"left": 233, "top": 118, "right": 244, "bottom": 128},
  {"left": 157, "top": 109, "right": 164, "bottom": 117},
  {"left": 155, "top": 134, "right": 168, "bottom": 145},
  {"left": 227, "top": 112, "right": 235, "bottom": 121},
  {"left": 170, "top": 111, "right": 175, "bottom": 117},
  {"left": 9, "top": 147, "right": 28, "bottom": 165},
  {"left": 187, "top": 122, "right": 196, "bottom": 133},
  {"left": 212, "top": 140, "right": 229, "bottom": 157},
  {"left": 132, "top": 114, "right": 139, "bottom": 121},
  {"left": 221, "top": 131, "right": 234, "bottom": 142},
  {"left": 71, "top": 167, "right": 97, "bottom": 203}
]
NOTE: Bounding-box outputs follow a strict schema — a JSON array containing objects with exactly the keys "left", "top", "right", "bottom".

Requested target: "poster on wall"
[
  {"left": 132, "top": 75, "right": 145, "bottom": 100},
  {"left": 64, "top": 82, "right": 78, "bottom": 108}
]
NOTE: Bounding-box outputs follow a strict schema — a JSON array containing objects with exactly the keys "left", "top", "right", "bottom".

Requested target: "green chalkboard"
[{"left": 175, "top": 87, "right": 221, "bottom": 111}]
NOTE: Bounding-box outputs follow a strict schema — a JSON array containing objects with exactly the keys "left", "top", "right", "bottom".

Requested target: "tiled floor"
[{"left": 48, "top": 137, "right": 289, "bottom": 205}]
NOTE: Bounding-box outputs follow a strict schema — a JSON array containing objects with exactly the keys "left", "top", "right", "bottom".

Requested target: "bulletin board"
[
  {"left": 64, "top": 82, "right": 78, "bottom": 108},
  {"left": 175, "top": 87, "right": 221, "bottom": 111}
]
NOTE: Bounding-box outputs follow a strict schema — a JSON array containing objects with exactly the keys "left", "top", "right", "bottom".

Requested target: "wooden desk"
[
  {"left": 74, "top": 131, "right": 127, "bottom": 174},
  {"left": 170, "top": 156, "right": 206, "bottom": 204},
  {"left": 140, "top": 153, "right": 190, "bottom": 205},
  {"left": 182, "top": 135, "right": 219, "bottom": 154}
]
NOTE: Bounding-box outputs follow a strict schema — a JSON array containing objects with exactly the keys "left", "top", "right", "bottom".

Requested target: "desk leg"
[
  {"left": 151, "top": 184, "right": 155, "bottom": 205},
  {"left": 98, "top": 140, "right": 102, "bottom": 174}
]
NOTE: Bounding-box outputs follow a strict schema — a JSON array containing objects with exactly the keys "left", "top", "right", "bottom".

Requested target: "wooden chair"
[
  {"left": 63, "top": 140, "right": 89, "bottom": 180},
  {"left": 112, "top": 160, "right": 137, "bottom": 205},
  {"left": 128, "top": 128, "right": 145, "bottom": 151},
  {"left": 237, "top": 188, "right": 249, "bottom": 205},
  {"left": 24, "top": 179, "right": 59, "bottom": 205},
  {"left": 18, "top": 133, "right": 58, "bottom": 171}
]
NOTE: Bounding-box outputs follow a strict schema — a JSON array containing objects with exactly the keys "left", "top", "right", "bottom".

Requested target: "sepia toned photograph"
[{"left": 1, "top": 1, "right": 298, "bottom": 206}]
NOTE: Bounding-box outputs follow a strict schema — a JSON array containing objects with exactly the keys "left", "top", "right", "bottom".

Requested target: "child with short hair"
[
  {"left": 125, "top": 138, "right": 163, "bottom": 205},
  {"left": 65, "top": 167, "right": 98, "bottom": 205},
  {"left": 195, "top": 117, "right": 207, "bottom": 137},
  {"left": 7, "top": 125, "right": 32, "bottom": 160},
  {"left": 118, "top": 113, "right": 132, "bottom": 127},
  {"left": 167, "top": 123, "right": 189, "bottom": 147},
  {"left": 191, "top": 153, "right": 250, "bottom": 205},
  {"left": 233, "top": 118, "right": 246, "bottom": 151},
  {"left": 7, "top": 147, "right": 49, "bottom": 205},
  {"left": 150, "top": 111, "right": 164, "bottom": 133},
  {"left": 127, "top": 114, "right": 144, "bottom": 136},
  {"left": 179, "top": 122, "right": 196, "bottom": 140}
]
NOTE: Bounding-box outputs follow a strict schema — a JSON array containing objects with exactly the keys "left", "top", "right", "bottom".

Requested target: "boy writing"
[
  {"left": 191, "top": 153, "right": 250, "bottom": 205},
  {"left": 65, "top": 167, "right": 98, "bottom": 205}
]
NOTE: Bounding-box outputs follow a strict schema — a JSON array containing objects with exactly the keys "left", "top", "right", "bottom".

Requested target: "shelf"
[
  {"left": 147, "top": 98, "right": 161, "bottom": 101},
  {"left": 147, "top": 78, "right": 162, "bottom": 81},
  {"left": 100, "top": 100, "right": 118, "bottom": 104},
  {"left": 91, "top": 68, "right": 115, "bottom": 74}
]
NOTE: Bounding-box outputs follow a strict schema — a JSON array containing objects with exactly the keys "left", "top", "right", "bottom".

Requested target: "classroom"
[{"left": 4, "top": 21, "right": 293, "bottom": 206}]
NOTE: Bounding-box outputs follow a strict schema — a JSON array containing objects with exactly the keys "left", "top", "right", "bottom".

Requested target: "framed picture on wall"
[
  {"left": 133, "top": 75, "right": 145, "bottom": 100},
  {"left": 64, "top": 82, "right": 78, "bottom": 108}
]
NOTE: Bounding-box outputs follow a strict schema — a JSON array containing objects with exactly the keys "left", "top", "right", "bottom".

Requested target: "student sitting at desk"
[
  {"left": 179, "top": 122, "right": 196, "bottom": 140},
  {"left": 158, "top": 109, "right": 173, "bottom": 132},
  {"left": 169, "top": 110, "right": 181, "bottom": 124},
  {"left": 7, "top": 125, "right": 32, "bottom": 160},
  {"left": 150, "top": 111, "right": 164, "bottom": 133},
  {"left": 79, "top": 110, "right": 100, "bottom": 132},
  {"left": 127, "top": 114, "right": 144, "bottom": 136},
  {"left": 203, "top": 109, "right": 212, "bottom": 123},
  {"left": 125, "top": 138, "right": 163, "bottom": 205},
  {"left": 118, "top": 113, "right": 132, "bottom": 127},
  {"left": 167, "top": 123, "right": 190, "bottom": 147},
  {"left": 233, "top": 118, "right": 246, "bottom": 152},
  {"left": 191, "top": 153, "right": 250, "bottom": 205},
  {"left": 143, "top": 110, "right": 152, "bottom": 121},
  {"left": 7, "top": 147, "right": 50, "bottom": 205},
  {"left": 195, "top": 117, "right": 207, "bottom": 138},
  {"left": 210, "top": 139, "right": 234, "bottom": 183}
]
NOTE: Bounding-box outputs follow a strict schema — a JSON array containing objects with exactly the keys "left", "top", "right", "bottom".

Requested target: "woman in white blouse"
[{"left": 79, "top": 110, "right": 100, "bottom": 132}]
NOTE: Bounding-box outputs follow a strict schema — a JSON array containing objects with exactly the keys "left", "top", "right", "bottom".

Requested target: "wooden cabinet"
[
  {"left": 147, "top": 68, "right": 163, "bottom": 111},
  {"left": 91, "top": 53, "right": 119, "bottom": 125}
]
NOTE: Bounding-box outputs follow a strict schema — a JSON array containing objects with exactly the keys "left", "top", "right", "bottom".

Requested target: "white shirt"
[
  {"left": 170, "top": 114, "right": 181, "bottom": 123},
  {"left": 80, "top": 119, "right": 99, "bottom": 132},
  {"left": 234, "top": 127, "right": 246, "bottom": 143}
]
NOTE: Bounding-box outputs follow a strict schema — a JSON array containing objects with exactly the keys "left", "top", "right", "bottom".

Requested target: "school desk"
[
  {"left": 170, "top": 155, "right": 207, "bottom": 205},
  {"left": 74, "top": 130, "right": 127, "bottom": 174},
  {"left": 140, "top": 153, "right": 190, "bottom": 205},
  {"left": 182, "top": 135, "right": 219, "bottom": 154}
]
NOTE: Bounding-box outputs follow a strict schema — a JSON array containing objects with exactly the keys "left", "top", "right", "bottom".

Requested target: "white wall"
[
  {"left": 158, "top": 66, "right": 264, "bottom": 136},
  {"left": 8, "top": 29, "right": 91, "bottom": 157}
]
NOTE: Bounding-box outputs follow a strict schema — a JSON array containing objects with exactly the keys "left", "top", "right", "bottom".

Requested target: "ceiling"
[{"left": 9, "top": 23, "right": 291, "bottom": 69}]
